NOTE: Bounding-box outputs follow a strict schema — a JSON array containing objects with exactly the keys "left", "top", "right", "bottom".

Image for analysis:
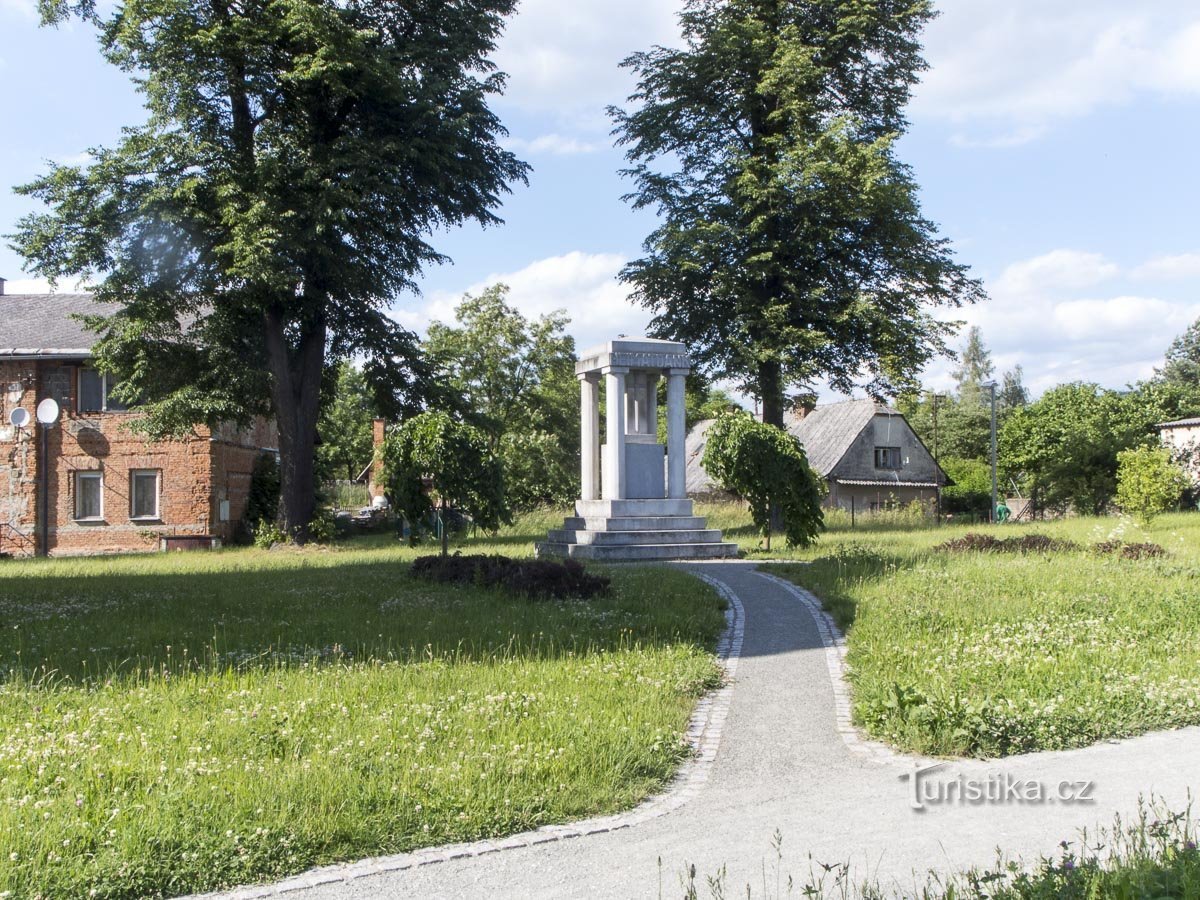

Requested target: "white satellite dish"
[
  {"left": 36, "top": 398, "right": 61, "bottom": 425},
  {"left": 8, "top": 407, "right": 29, "bottom": 429}
]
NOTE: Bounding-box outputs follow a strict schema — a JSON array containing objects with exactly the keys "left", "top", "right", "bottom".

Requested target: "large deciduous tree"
[
  {"left": 611, "top": 0, "right": 984, "bottom": 426},
  {"left": 11, "top": 0, "right": 527, "bottom": 540},
  {"left": 424, "top": 285, "right": 579, "bottom": 510}
]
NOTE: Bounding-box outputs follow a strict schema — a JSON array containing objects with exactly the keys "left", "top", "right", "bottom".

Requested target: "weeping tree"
[
  {"left": 611, "top": 0, "right": 984, "bottom": 426},
  {"left": 702, "top": 412, "right": 825, "bottom": 549},
  {"left": 380, "top": 412, "right": 508, "bottom": 556},
  {"left": 10, "top": 0, "right": 527, "bottom": 540}
]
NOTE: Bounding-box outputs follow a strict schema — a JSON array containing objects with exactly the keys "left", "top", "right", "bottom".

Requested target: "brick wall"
[
  {"left": 0, "top": 359, "right": 282, "bottom": 556},
  {"left": 47, "top": 359, "right": 213, "bottom": 555},
  {"left": 0, "top": 362, "right": 38, "bottom": 556}
]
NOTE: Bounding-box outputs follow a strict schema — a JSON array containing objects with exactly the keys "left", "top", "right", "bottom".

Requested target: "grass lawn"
[
  {"left": 0, "top": 537, "right": 724, "bottom": 898},
  {"left": 770, "top": 511, "right": 1200, "bottom": 758}
]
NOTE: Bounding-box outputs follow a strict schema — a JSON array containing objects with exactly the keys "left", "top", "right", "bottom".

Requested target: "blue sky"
[{"left": 3, "top": 0, "right": 1200, "bottom": 400}]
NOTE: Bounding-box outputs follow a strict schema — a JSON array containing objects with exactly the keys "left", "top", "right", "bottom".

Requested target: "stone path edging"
[
  {"left": 194, "top": 572, "right": 746, "bottom": 900},
  {"left": 753, "top": 569, "right": 915, "bottom": 766}
]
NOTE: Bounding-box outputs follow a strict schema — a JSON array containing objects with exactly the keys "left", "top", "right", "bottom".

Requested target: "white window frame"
[
  {"left": 74, "top": 471, "right": 104, "bottom": 521},
  {"left": 130, "top": 469, "right": 161, "bottom": 521},
  {"left": 77, "top": 367, "right": 127, "bottom": 413}
]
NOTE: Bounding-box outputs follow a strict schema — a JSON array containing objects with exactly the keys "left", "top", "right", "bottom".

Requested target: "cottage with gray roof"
[
  {"left": 686, "top": 398, "right": 949, "bottom": 513},
  {"left": 0, "top": 284, "right": 276, "bottom": 557}
]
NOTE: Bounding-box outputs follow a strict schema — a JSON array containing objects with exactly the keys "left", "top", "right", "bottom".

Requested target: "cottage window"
[
  {"left": 75, "top": 471, "right": 104, "bottom": 521},
  {"left": 77, "top": 367, "right": 128, "bottom": 412},
  {"left": 874, "top": 446, "right": 902, "bottom": 470},
  {"left": 130, "top": 470, "right": 161, "bottom": 520}
]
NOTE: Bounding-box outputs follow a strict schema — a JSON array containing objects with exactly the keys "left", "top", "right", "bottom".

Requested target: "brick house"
[
  {"left": 685, "top": 398, "right": 949, "bottom": 512},
  {"left": 0, "top": 285, "right": 277, "bottom": 556}
]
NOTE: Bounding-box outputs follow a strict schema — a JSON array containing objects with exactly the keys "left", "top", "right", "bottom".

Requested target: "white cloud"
[
  {"left": 494, "top": 0, "right": 678, "bottom": 117},
  {"left": 503, "top": 133, "right": 601, "bottom": 156},
  {"left": 1133, "top": 253, "right": 1200, "bottom": 281},
  {"left": 924, "top": 247, "right": 1200, "bottom": 397},
  {"left": 914, "top": 2, "right": 1200, "bottom": 140},
  {"left": 391, "top": 251, "right": 649, "bottom": 353},
  {"left": 994, "top": 249, "right": 1119, "bottom": 295}
]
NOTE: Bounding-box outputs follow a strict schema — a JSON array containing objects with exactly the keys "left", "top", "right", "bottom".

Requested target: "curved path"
[{"left": 210, "top": 561, "right": 1200, "bottom": 899}]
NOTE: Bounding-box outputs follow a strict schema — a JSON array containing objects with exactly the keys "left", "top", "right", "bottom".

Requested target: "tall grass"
[
  {"left": 0, "top": 544, "right": 724, "bottom": 898},
  {"left": 773, "top": 512, "right": 1200, "bottom": 757}
]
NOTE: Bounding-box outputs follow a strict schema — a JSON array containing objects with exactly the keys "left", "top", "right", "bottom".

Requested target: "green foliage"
[
  {"left": 425, "top": 285, "right": 578, "bottom": 510},
  {"left": 951, "top": 325, "right": 994, "bottom": 401},
  {"left": 317, "top": 362, "right": 378, "bottom": 483},
  {"left": 940, "top": 456, "right": 991, "bottom": 517},
  {"left": 1159, "top": 315, "right": 1200, "bottom": 390},
  {"left": 610, "top": 0, "right": 983, "bottom": 423},
  {"left": 1001, "top": 383, "right": 1156, "bottom": 515},
  {"left": 381, "top": 411, "right": 508, "bottom": 551},
  {"left": 306, "top": 508, "right": 339, "bottom": 544},
  {"left": 702, "top": 412, "right": 824, "bottom": 548},
  {"left": 1117, "top": 446, "right": 1189, "bottom": 522},
  {"left": 12, "top": 0, "right": 527, "bottom": 537},
  {"left": 244, "top": 452, "right": 281, "bottom": 528},
  {"left": 252, "top": 519, "right": 287, "bottom": 549},
  {"left": 498, "top": 431, "right": 577, "bottom": 511}
]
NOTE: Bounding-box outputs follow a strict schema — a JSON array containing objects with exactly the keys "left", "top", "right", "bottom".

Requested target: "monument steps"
[
  {"left": 546, "top": 527, "right": 726, "bottom": 546},
  {"left": 540, "top": 336, "right": 737, "bottom": 562},
  {"left": 561, "top": 515, "right": 709, "bottom": 532},
  {"left": 537, "top": 540, "right": 738, "bottom": 561}
]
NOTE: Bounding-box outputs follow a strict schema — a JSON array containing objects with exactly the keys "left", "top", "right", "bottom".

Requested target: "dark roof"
[
  {"left": 783, "top": 399, "right": 899, "bottom": 475},
  {"left": 686, "top": 399, "right": 905, "bottom": 491},
  {"left": 0, "top": 293, "right": 122, "bottom": 358},
  {"left": 1156, "top": 417, "right": 1200, "bottom": 430}
]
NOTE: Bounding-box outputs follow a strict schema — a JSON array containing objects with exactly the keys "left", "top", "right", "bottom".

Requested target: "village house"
[
  {"left": 686, "top": 398, "right": 949, "bottom": 513},
  {"left": 1156, "top": 416, "right": 1200, "bottom": 484},
  {"left": 0, "top": 283, "right": 277, "bottom": 557}
]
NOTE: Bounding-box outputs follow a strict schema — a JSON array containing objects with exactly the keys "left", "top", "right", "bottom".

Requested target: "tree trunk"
[
  {"left": 264, "top": 307, "right": 326, "bottom": 543},
  {"left": 759, "top": 359, "right": 785, "bottom": 428},
  {"left": 440, "top": 498, "right": 449, "bottom": 557}
]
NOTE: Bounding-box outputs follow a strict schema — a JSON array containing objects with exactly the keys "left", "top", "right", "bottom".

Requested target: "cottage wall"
[{"left": 829, "top": 413, "right": 944, "bottom": 483}]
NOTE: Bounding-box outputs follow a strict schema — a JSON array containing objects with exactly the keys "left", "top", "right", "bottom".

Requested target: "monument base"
[{"left": 537, "top": 498, "right": 739, "bottom": 562}]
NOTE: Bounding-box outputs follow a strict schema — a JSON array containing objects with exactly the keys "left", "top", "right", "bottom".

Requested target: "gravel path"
[{"left": 207, "top": 561, "right": 1200, "bottom": 899}]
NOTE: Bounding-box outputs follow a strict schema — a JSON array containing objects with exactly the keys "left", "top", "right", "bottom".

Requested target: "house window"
[
  {"left": 75, "top": 471, "right": 104, "bottom": 521},
  {"left": 77, "top": 367, "right": 128, "bottom": 412},
  {"left": 130, "top": 470, "right": 161, "bottom": 520},
  {"left": 874, "top": 447, "right": 902, "bottom": 470}
]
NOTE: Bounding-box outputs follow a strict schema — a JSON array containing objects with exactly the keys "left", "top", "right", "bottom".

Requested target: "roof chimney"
[{"left": 788, "top": 392, "right": 818, "bottom": 420}]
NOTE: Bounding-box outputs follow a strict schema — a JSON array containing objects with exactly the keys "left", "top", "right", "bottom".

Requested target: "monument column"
[
  {"left": 666, "top": 370, "right": 687, "bottom": 499},
  {"left": 646, "top": 374, "right": 659, "bottom": 437},
  {"left": 603, "top": 369, "right": 627, "bottom": 499},
  {"left": 579, "top": 374, "right": 600, "bottom": 501}
]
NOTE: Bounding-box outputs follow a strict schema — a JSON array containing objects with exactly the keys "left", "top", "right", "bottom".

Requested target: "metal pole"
[
  {"left": 988, "top": 382, "right": 998, "bottom": 524},
  {"left": 932, "top": 392, "right": 941, "bottom": 526}
]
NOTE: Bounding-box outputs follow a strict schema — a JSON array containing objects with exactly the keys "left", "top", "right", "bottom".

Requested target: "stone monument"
[{"left": 537, "top": 337, "right": 738, "bottom": 561}]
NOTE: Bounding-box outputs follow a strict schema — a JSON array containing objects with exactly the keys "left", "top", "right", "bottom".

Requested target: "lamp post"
[{"left": 983, "top": 381, "right": 998, "bottom": 524}]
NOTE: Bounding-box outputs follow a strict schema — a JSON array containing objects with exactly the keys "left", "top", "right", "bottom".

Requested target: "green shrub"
[
  {"left": 244, "top": 452, "right": 281, "bottom": 527},
  {"left": 252, "top": 519, "right": 288, "bottom": 549},
  {"left": 940, "top": 455, "right": 992, "bottom": 517},
  {"left": 1116, "top": 445, "right": 1189, "bottom": 523}
]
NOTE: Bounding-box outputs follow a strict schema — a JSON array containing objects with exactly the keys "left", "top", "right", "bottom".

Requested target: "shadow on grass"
[
  {"left": 767, "top": 547, "right": 923, "bottom": 631},
  {"left": 0, "top": 549, "right": 725, "bottom": 684}
]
